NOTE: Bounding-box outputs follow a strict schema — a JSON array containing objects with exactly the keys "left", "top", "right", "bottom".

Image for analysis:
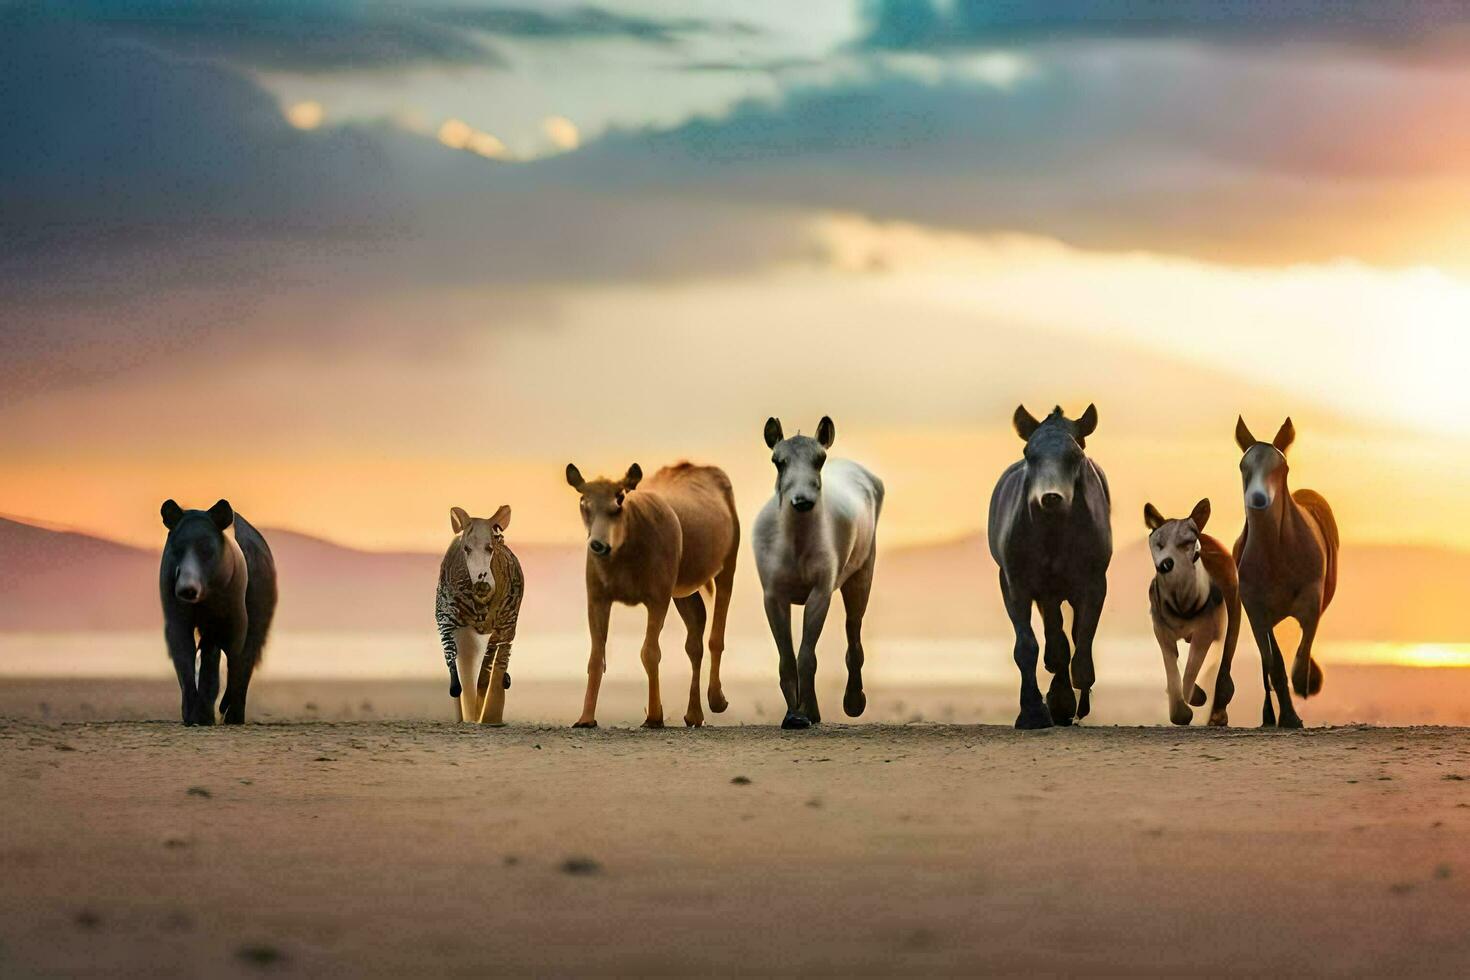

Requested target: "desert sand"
[{"left": 3, "top": 677, "right": 1470, "bottom": 977}]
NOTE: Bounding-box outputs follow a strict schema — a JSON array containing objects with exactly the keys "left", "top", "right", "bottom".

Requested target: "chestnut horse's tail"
[{"left": 1293, "top": 489, "right": 1339, "bottom": 612}]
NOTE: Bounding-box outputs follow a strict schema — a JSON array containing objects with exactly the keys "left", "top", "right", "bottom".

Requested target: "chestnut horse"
[
  {"left": 1233, "top": 417, "right": 1339, "bottom": 729},
  {"left": 565, "top": 461, "right": 739, "bottom": 729}
]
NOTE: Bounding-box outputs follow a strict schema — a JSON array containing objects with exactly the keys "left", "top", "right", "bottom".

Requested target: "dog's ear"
[
  {"left": 816, "top": 416, "right": 836, "bottom": 449},
  {"left": 1273, "top": 417, "right": 1296, "bottom": 454},
  {"left": 490, "top": 505, "right": 511, "bottom": 534},
  {"left": 1143, "top": 502, "right": 1165, "bottom": 531},
  {"left": 565, "top": 464, "right": 586, "bottom": 493},
  {"left": 450, "top": 507, "right": 470, "bottom": 533},
  {"left": 161, "top": 499, "right": 183, "bottom": 530},
  {"left": 1189, "top": 498, "right": 1211, "bottom": 532},
  {"left": 207, "top": 499, "right": 234, "bottom": 531},
  {"left": 764, "top": 417, "right": 784, "bottom": 449},
  {"left": 1235, "top": 416, "right": 1256, "bottom": 453},
  {"left": 1013, "top": 405, "right": 1040, "bottom": 441},
  {"left": 622, "top": 463, "right": 643, "bottom": 492}
]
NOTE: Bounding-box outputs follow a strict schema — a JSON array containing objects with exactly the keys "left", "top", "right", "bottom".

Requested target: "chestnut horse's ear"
[
  {"left": 1076, "top": 403, "right": 1098, "bottom": 440},
  {"left": 1273, "top": 417, "right": 1296, "bottom": 454},
  {"left": 764, "top": 417, "right": 784, "bottom": 449},
  {"left": 816, "top": 416, "right": 835, "bottom": 449},
  {"left": 622, "top": 463, "right": 643, "bottom": 491},
  {"left": 1013, "top": 405, "right": 1040, "bottom": 441},
  {"left": 161, "top": 499, "right": 183, "bottom": 530},
  {"left": 490, "top": 504, "right": 511, "bottom": 534},
  {"left": 450, "top": 507, "right": 470, "bottom": 533},
  {"left": 565, "top": 464, "right": 586, "bottom": 492},
  {"left": 1235, "top": 416, "right": 1256, "bottom": 452},
  {"left": 1143, "top": 503, "right": 1165, "bottom": 531},
  {"left": 207, "top": 499, "right": 234, "bottom": 531},
  {"left": 1189, "top": 498, "right": 1211, "bottom": 532}
]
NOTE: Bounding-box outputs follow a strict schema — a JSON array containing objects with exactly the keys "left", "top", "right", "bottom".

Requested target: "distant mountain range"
[{"left": 2, "top": 516, "right": 1467, "bottom": 643}]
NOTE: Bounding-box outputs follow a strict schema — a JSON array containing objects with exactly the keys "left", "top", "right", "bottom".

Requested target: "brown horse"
[
  {"left": 565, "top": 461, "right": 739, "bottom": 729},
  {"left": 1233, "top": 417, "right": 1339, "bottom": 729}
]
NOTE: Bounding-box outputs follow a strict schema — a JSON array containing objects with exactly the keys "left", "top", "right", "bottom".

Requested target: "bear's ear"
[
  {"left": 565, "top": 464, "right": 586, "bottom": 493},
  {"left": 490, "top": 504, "right": 511, "bottom": 534},
  {"left": 1190, "top": 498, "right": 1211, "bottom": 532},
  {"left": 1013, "top": 405, "right": 1040, "bottom": 441},
  {"left": 161, "top": 499, "right": 183, "bottom": 530},
  {"left": 816, "top": 416, "right": 836, "bottom": 449},
  {"left": 1235, "top": 416, "right": 1256, "bottom": 453},
  {"left": 450, "top": 507, "right": 470, "bottom": 533},
  {"left": 1143, "top": 502, "right": 1165, "bottom": 531},
  {"left": 207, "top": 499, "right": 234, "bottom": 531},
  {"left": 622, "top": 463, "right": 643, "bottom": 492},
  {"left": 764, "top": 417, "right": 784, "bottom": 449}
]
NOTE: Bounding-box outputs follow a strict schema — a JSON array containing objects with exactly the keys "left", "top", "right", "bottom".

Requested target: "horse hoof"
[
  {"left": 684, "top": 714, "right": 704, "bottom": 728},
  {"left": 781, "top": 712, "right": 811, "bottom": 730},
  {"left": 708, "top": 692, "right": 729, "bottom": 713},
  {"left": 1077, "top": 689, "right": 1092, "bottom": 720},
  {"left": 572, "top": 720, "right": 598, "bottom": 729},
  {"left": 1046, "top": 692, "right": 1076, "bottom": 726},
  {"left": 502, "top": 673, "right": 512, "bottom": 690},
  {"left": 1189, "top": 685, "right": 1208, "bottom": 707},
  {"left": 1015, "top": 705, "right": 1054, "bottom": 730},
  {"left": 1277, "top": 715, "right": 1304, "bottom": 730},
  {"left": 843, "top": 690, "right": 867, "bottom": 718},
  {"left": 1208, "top": 710, "right": 1228, "bottom": 727},
  {"left": 641, "top": 717, "right": 665, "bottom": 729},
  {"left": 1170, "top": 706, "right": 1193, "bottom": 727}
]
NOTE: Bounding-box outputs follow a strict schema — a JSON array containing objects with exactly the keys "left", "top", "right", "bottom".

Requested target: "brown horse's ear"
[
  {"left": 1273, "top": 418, "right": 1295, "bottom": 454},
  {"left": 450, "top": 507, "right": 470, "bottom": 533},
  {"left": 161, "top": 499, "right": 183, "bottom": 530},
  {"left": 207, "top": 499, "right": 234, "bottom": 531},
  {"left": 565, "top": 464, "right": 586, "bottom": 493},
  {"left": 1076, "top": 403, "right": 1098, "bottom": 440},
  {"left": 1235, "top": 416, "right": 1255, "bottom": 452},
  {"left": 764, "top": 417, "right": 784, "bottom": 449},
  {"left": 622, "top": 463, "right": 643, "bottom": 491},
  {"left": 1189, "top": 498, "right": 1211, "bottom": 532},
  {"left": 489, "top": 504, "right": 511, "bottom": 534},
  {"left": 816, "top": 416, "right": 835, "bottom": 449},
  {"left": 1143, "top": 503, "right": 1165, "bottom": 531},
  {"left": 1013, "top": 405, "right": 1040, "bottom": 441}
]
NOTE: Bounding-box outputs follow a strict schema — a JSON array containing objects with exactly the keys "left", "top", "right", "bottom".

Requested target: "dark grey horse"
[{"left": 988, "top": 405, "right": 1112, "bottom": 729}]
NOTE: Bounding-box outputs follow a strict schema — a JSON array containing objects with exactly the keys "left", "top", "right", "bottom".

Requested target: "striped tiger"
[{"left": 436, "top": 505, "right": 524, "bottom": 723}]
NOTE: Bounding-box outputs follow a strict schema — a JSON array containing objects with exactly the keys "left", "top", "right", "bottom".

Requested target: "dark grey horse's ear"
[
  {"left": 1273, "top": 418, "right": 1295, "bottom": 454},
  {"left": 816, "top": 416, "right": 835, "bottom": 449},
  {"left": 1013, "top": 405, "right": 1040, "bottom": 441},
  {"left": 161, "top": 499, "right": 183, "bottom": 530},
  {"left": 565, "top": 464, "right": 586, "bottom": 492},
  {"left": 1076, "top": 403, "right": 1098, "bottom": 439},
  {"left": 207, "top": 499, "right": 234, "bottom": 531},
  {"left": 764, "top": 417, "right": 784, "bottom": 449},
  {"left": 1190, "top": 498, "right": 1211, "bottom": 532},
  {"left": 623, "top": 463, "right": 643, "bottom": 491},
  {"left": 1235, "top": 416, "right": 1255, "bottom": 452},
  {"left": 1143, "top": 503, "right": 1165, "bottom": 531}
]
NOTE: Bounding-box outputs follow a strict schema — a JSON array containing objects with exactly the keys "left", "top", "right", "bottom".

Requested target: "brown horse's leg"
[
  {"left": 674, "top": 593, "right": 707, "bottom": 728},
  {"left": 764, "top": 595, "right": 804, "bottom": 729},
  {"left": 573, "top": 600, "right": 610, "bottom": 728},
  {"left": 1253, "top": 618, "right": 1300, "bottom": 728},
  {"left": 1040, "top": 600, "right": 1075, "bottom": 725},
  {"left": 1243, "top": 606, "right": 1277, "bottom": 727},
  {"left": 640, "top": 599, "right": 670, "bottom": 728},
  {"left": 839, "top": 549, "right": 876, "bottom": 719},
  {"left": 1291, "top": 609, "right": 1324, "bottom": 699},
  {"left": 708, "top": 556, "right": 737, "bottom": 714}
]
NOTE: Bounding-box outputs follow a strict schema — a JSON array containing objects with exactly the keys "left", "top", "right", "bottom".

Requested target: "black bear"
[{"left": 159, "top": 499, "right": 277, "bottom": 725}]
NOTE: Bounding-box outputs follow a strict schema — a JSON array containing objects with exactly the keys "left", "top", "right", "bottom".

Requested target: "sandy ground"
[{"left": 3, "top": 680, "right": 1470, "bottom": 977}]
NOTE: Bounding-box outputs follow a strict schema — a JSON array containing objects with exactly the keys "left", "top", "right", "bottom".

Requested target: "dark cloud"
[
  {"left": 862, "top": 0, "right": 1470, "bottom": 57},
  {"left": 0, "top": 1, "right": 754, "bottom": 73}
]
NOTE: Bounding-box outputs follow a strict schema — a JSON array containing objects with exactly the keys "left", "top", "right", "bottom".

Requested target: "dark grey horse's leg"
[
  {"left": 1039, "top": 600, "right": 1075, "bottom": 725},
  {"left": 1001, "top": 572, "right": 1050, "bottom": 730},
  {"left": 166, "top": 621, "right": 199, "bottom": 726},
  {"left": 795, "top": 587, "right": 832, "bottom": 725},
  {"left": 1069, "top": 582, "right": 1106, "bottom": 721},
  {"left": 764, "top": 595, "right": 804, "bottom": 729},
  {"left": 194, "top": 639, "right": 221, "bottom": 727},
  {"left": 839, "top": 550, "right": 875, "bottom": 718}
]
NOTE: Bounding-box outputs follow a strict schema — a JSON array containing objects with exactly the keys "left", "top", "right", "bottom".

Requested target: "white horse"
[{"left": 752, "top": 416, "right": 884, "bottom": 729}]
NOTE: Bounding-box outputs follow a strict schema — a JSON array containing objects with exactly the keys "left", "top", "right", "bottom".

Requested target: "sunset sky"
[{"left": 5, "top": 1, "right": 1470, "bottom": 553}]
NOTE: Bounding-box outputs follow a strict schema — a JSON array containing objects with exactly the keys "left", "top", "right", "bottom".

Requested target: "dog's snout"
[
  {"left": 588, "top": 539, "right": 611, "bottom": 557},
  {"left": 1157, "top": 557, "right": 1175, "bottom": 575}
]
